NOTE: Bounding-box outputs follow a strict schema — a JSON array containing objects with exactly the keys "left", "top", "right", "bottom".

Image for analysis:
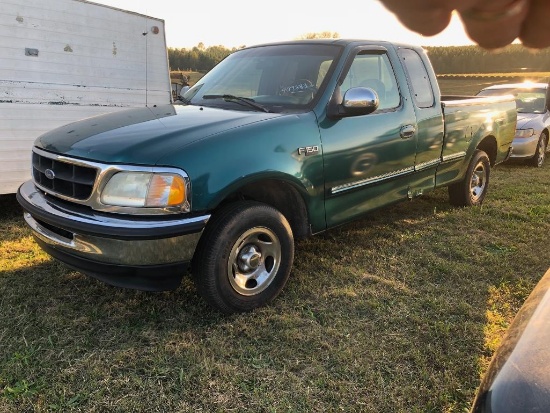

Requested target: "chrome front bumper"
[
  {"left": 17, "top": 180, "right": 210, "bottom": 290},
  {"left": 509, "top": 135, "right": 539, "bottom": 159}
]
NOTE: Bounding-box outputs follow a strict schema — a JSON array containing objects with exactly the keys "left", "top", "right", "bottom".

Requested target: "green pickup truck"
[{"left": 16, "top": 39, "right": 516, "bottom": 313}]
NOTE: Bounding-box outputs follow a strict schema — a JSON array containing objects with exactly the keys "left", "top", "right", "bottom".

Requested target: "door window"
[{"left": 340, "top": 52, "right": 400, "bottom": 111}]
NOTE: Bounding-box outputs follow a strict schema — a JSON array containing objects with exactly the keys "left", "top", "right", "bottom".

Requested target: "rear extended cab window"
[{"left": 397, "top": 48, "right": 435, "bottom": 108}]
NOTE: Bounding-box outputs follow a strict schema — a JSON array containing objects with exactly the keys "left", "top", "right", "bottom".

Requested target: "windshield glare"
[
  {"left": 477, "top": 88, "right": 547, "bottom": 114},
  {"left": 181, "top": 44, "right": 341, "bottom": 112}
]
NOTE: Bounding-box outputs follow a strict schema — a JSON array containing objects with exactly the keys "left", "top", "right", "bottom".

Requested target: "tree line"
[
  {"left": 426, "top": 44, "right": 550, "bottom": 74},
  {"left": 167, "top": 33, "right": 340, "bottom": 74},
  {"left": 168, "top": 43, "right": 237, "bottom": 73},
  {"left": 168, "top": 43, "right": 550, "bottom": 75}
]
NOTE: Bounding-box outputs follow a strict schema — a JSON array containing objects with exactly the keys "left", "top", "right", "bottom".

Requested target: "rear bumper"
[{"left": 17, "top": 180, "right": 210, "bottom": 291}]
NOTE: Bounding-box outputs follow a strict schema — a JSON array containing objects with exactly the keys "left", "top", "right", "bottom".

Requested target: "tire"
[
  {"left": 192, "top": 201, "right": 294, "bottom": 314},
  {"left": 529, "top": 132, "right": 547, "bottom": 168},
  {"left": 448, "top": 149, "right": 490, "bottom": 207}
]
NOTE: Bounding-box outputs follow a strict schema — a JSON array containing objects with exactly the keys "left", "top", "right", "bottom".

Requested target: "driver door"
[{"left": 319, "top": 48, "right": 418, "bottom": 228}]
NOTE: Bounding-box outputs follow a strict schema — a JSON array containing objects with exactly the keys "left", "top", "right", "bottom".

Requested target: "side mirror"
[{"left": 327, "top": 87, "right": 379, "bottom": 119}]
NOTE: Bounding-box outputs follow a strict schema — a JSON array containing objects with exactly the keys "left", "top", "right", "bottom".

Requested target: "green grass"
[
  {"left": 170, "top": 71, "right": 204, "bottom": 86},
  {"left": 1, "top": 160, "right": 549, "bottom": 412}
]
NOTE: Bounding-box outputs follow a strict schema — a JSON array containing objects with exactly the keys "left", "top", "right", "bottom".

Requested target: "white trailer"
[{"left": 0, "top": 0, "right": 172, "bottom": 194}]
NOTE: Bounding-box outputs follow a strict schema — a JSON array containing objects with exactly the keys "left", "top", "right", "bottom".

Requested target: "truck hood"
[{"left": 35, "top": 104, "right": 282, "bottom": 164}]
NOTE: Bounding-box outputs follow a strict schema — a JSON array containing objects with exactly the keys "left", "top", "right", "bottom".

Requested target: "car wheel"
[
  {"left": 529, "top": 131, "right": 547, "bottom": 168},
  {"left": 448, "top": 149, "right": 490, "bottom": 207},
  {"left": 192, "top": 201, "right": 294, "bottom": 314}
]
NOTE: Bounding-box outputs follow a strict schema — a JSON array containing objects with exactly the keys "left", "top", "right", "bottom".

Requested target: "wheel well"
[
  {"left": 477, "top": 136, "right": 498, "bottom": 166},
  {"left": 216, "top": 179, "right": 311, "bottom": 239}
]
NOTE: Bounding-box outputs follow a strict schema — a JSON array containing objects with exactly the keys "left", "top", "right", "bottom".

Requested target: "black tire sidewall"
[
  {"left": 530, "top": 132, "right": 547, "bottom": 167},
  {"left": 193, "top": 201, "right": 294, "bottom": 313},
  {"left": 449, "top": 149, "right": 490, "bottom": 207}
]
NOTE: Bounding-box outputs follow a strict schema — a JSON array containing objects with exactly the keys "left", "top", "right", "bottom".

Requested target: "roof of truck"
[{"left": 242, "top": 38, "right": 422, "bottom": 51}]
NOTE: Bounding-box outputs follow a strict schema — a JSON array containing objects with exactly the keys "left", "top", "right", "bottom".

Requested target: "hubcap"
[
  {"left": 227, "top": 227, "right": 281, "bottom": 296},
  {"left": 238, "top": 245, "right": 262, "bottom": 272}
]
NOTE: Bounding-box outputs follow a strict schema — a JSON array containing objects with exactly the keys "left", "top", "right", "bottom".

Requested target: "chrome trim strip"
[
  {"left": 442, "top": 95, "right": 514, "bottom": 107},
  {"left": 331, "top": 166, "right": 415, "bottom": 194},
  {"left": 25, "top": 212, "right": 74, "bottom": 248},
  {"left": 32, "top": 147, "right": 191, "bottom": 215},
  {"left": 415, "top": 158, "right": 441, "bottom": 172},
  {"left": 441, "top": 151, "right": 467, "bottom": 163}
]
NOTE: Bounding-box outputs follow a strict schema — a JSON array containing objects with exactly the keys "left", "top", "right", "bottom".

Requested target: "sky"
[{"left": 91, "top": 0, "right": 476, "bottom": 49}]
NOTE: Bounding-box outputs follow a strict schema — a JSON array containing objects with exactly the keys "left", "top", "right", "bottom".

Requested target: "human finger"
[
  {"left": 458, "top": 0, "right": 530, "bottom": 49},
  {"left": 519, "top": 0, "right": 550, "bottom": 48},
  {"left": 379, "top": 1, "right": 454, "bottom": 36}
]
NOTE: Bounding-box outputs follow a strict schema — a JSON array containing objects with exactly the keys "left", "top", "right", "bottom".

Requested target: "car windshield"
[
  {"left": 180, "top": 43, "right": 342, "bottom": 113},
  {"left": 477, "top": 87, "right": 547, "bottom": 114}
]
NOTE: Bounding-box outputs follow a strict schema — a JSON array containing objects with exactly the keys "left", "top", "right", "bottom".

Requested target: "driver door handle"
[{"left": 400, "top": 124, "right": 416, "bottom": 139}]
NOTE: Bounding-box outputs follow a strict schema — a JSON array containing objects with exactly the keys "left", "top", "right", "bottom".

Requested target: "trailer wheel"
[
  {"left": 448, "top": 149, "right": 490, "bottom": 207},
  {"left": 192, "top": 201, "right": 294, "bottom": 314}
]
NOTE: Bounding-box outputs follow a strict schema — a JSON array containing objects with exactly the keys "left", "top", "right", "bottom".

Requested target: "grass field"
[
  {"left": 170, "top": 71, "right": 204, "bottom": 86},
  {"left": 1, "top": 77, "right": 549, "bottom": 412}
]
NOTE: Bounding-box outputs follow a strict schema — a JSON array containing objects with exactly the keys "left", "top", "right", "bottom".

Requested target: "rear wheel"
[
  {"left": 448, "top": 149, "right": 490, "bottom": 207},
  {"left": 529, "top": 131, "right": 547, "bottom": 167},
  {"left": 192, "top": 201, "right": 294, "bottom": 314}
]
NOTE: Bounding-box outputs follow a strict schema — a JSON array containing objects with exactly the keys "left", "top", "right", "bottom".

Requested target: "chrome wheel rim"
[
  {"left": 227, "top": 227, "right": 281, "bottom": 296},
  {"left": 470, "top": 160, "right": 487, "bottom": 203},
  {"left": 536, "top": 138, "right": 546, "bottom": 167}
]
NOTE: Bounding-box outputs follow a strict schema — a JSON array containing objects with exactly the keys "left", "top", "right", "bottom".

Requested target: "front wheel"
[
  {"left": 529, "top": 131, "right": 547, "bottom": 168},
  {"left": 448, "top": 149, "right": 491, "bottom": 207},
  {"left": 192, "top": 201, "right": 294, "bottom": 314}
]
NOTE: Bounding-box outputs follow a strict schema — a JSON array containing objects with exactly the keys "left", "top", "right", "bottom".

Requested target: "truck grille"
[{"left": 32, "top": 151, "right": 98, "bottom": 200}]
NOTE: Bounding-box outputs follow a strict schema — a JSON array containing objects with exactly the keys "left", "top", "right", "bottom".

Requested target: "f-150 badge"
[{"left": 297, "top": 146, "right": 319, "bottom": 156}]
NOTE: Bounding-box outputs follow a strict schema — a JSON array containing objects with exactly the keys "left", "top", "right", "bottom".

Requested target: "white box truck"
[{"left": 0, "top": 0, "right": 172, "bottom": 194}]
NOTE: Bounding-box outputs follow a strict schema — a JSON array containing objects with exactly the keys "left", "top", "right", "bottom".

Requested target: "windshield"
[
  {"left": 180, "top": 43, "right": 342, "bottom": 112},
  {"left": 477, "top": 87, "right": 547, "bottom": 114}
]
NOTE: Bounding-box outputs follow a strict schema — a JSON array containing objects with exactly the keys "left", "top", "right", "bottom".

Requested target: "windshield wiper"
[{"left": 202, "top": 94, "right": 270, "bottom": 113}]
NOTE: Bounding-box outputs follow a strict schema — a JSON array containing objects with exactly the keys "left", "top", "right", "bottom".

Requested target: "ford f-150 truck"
[{"left": 16, "top": 39, "right": 516, "bottom": 314}]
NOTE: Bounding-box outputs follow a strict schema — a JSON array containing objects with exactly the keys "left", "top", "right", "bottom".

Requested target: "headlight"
[
  {"left": 515, "top": 128, "right": 535, "bottom": 139},
  {"left": 101, "top": 172, "right": 188, "bottom": 210}
]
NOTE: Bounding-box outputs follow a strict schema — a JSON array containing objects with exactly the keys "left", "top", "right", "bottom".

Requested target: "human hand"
[{"left": 379, "top": 0, "right": 550, "bottom": 49}]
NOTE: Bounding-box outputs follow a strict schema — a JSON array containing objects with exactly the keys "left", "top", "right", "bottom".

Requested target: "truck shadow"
[{"left": 0, "top": 193, "right": 23, "bottom": 220}]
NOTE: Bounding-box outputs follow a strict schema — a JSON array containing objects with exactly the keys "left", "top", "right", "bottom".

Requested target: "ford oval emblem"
[{"left": 44, "top": 169, "right": 56, "bottom": 180}]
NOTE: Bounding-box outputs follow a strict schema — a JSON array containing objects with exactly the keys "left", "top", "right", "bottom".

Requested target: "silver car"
[{"left": 477, "top": 82, "right": 549, "bottom": 167}]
